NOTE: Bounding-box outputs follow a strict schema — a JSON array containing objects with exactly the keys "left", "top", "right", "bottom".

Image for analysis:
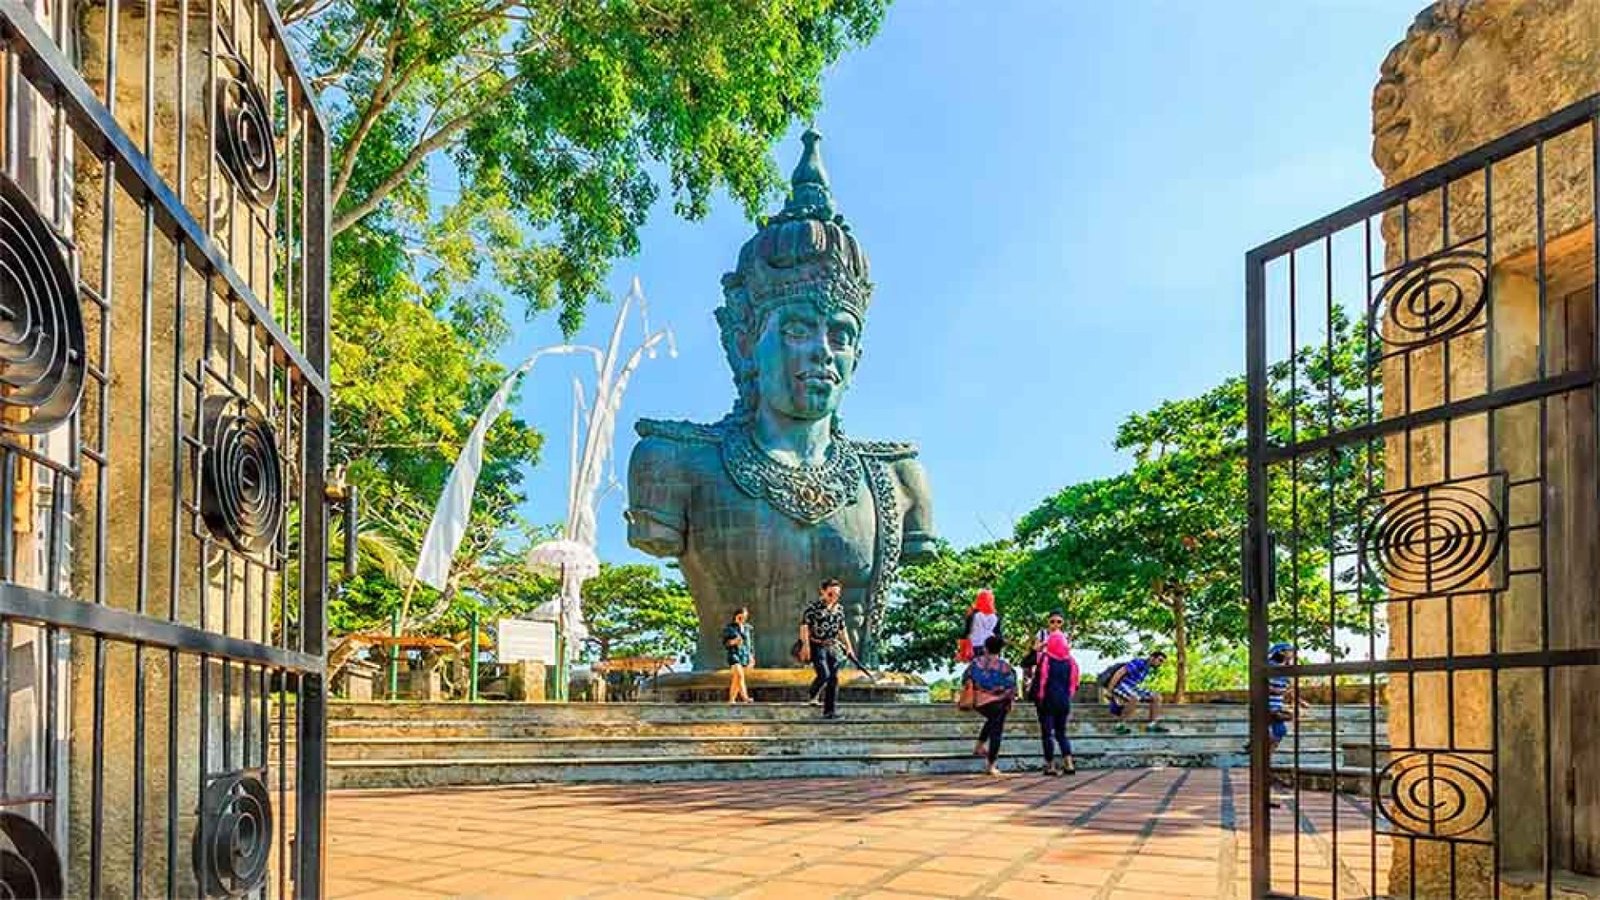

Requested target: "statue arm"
[
  {"left": 894, "top": 457, "right": 938, "bottom": 562},
  {"left": 625, "top": 437, "right": 688, "bottom": 558}
]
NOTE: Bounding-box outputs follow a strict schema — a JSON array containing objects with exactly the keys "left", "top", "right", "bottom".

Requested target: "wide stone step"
[
  {"left": 300, "top": 718, "right": 1378, "bottom": 743},
  {"left": 324, "top": 750, "right": 1317, "bottom": 789},
  {"left": 315, "top": 731, "right": 1341, "bottom": 762},
  {"left": 320, "top": 700, "right": 1380, "bottom": 723}
]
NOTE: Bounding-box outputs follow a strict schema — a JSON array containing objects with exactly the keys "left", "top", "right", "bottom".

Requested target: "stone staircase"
[{"left": 271, "top": 701, "right": 1388, "bottom": 789}]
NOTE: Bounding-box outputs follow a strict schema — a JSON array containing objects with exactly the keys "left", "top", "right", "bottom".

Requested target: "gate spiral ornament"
[
  {"left": 1360, "top": 482, "right": 1503, "bottom": 597},
  {"left": 1377, "top": 751, "right": 1493, "bottom": 839},
  {"left": 201, "top": 395, "right": 284, "bottom": 556},
  {"left": 193, "top": 770, "right": 273, "bottom": 898},
  {"left": 0, "top": 811, "right": 64, "bottom": 899},
  {"left": 215, "top": 52, "right": 278, "bottom": 208},
  {"left": 1371, "top": 248, "right": 1488, "bottom": 349},
  {"left": 0, "top": 170, "right": 86, "bottom": 435}
]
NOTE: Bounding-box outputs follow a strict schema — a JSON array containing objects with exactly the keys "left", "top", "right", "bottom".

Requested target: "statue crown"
[{"left": 720, "top": 128, "right": 872, "bottom": 323}]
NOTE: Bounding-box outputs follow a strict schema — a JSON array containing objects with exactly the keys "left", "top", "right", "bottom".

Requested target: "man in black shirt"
[{"left": 798, "top": 578, "right": 851, "bottom": 719}]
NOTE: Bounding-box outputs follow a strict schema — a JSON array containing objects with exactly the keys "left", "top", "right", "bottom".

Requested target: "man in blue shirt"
[{"left": 1102, "top": 650, "right": 1167, "bottom": 734}]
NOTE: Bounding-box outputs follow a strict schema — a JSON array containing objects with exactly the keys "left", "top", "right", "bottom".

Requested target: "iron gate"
[
  {"left": 1246, "top": 94, "right": 1600, "bottom": 899},
  {"left": 0, "top": 0, "right": 330, "bottom": 894}
]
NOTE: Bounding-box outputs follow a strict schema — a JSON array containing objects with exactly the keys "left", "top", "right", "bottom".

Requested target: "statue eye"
[
  {"left": 782, "top": 322, "right": 810, "bottom": 339},
  {"left": 829, "top": 327, "right": 856, "bottom": 348}
]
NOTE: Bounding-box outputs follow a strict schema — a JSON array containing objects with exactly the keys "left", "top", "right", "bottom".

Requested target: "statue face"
[{"left": 751, "top": 301, "right": 860, "bottom": 421}]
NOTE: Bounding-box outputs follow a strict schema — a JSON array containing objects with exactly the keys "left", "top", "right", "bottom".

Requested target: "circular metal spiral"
[
  {"left": 1377, "top": 752, "right": 1493, "bottom": 838},
  {"left": 0, "top": 171, "right": 85, "bottom": 435},
  {"left": 215, "top": 53, "right": 278, "bottom": 208},
  {"left": 193, "top": 772, "right": 272, "bottom": 899},
  {"left": 1371, "top": 249, "right": 1488, "bottom": 349},
  {"left": 0, "top": 812, "right": 63, "bottom": 900},
  {"left": 1361, "top": 484, "right": 1502, "bottom": 596},
  {"left": 201, "top": 396, "right": 284, "bottom": 556}
]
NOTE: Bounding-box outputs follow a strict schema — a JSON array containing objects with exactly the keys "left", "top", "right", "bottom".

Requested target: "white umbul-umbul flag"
[{"left": 413, "top": 345, "right": 592, "bottom": 590}]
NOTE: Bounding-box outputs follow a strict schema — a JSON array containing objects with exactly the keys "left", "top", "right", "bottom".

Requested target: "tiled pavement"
[{"left": 324, "top": 768, "right": 1392, "bottom": 899}]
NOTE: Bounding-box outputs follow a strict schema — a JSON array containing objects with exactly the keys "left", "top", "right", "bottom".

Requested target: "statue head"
[{"left": 716, "top": 129, "right": 873, "bottom": 430}]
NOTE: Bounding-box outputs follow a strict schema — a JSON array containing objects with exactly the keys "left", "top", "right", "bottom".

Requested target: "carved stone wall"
[{"left": 1373, "top": 2, "right": 1600, "bottom": 896}]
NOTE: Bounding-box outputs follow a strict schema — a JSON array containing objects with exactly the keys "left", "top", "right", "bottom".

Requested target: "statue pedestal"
[{"left": 638, "top": 667, "right": 927, "bottom": 704}]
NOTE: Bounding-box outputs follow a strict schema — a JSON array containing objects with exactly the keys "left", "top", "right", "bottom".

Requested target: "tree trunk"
[{"left": 1171, "top": 592, "right": 1188, "bottom": 704}]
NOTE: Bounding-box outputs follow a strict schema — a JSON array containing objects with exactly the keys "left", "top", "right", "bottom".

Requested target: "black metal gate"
[
  {"left": 1246, "top": 95, "right": 1600, "bottom": 899},
  {"left": 0, "top": 0, "right": 329, "bottom": 893}
]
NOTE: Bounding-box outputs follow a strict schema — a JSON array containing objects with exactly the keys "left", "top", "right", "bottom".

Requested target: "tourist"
[
  {"left": 1099, "top": 650, "right": 1168, "bottom": 734},
  {"left": 723, "top": 607, "right": 755, "bottom": 704},
  {"left": 1021, "top": 609, "right": 1066, "bottom": 687},
  {"left": 961, "top": 634, "right": 1017, "bottom": 777},
  {"left": 959, "top": 588, "right": 1002, "bottom": 661},
  {"left": 799, "top": 578, "right": 852, "bottom": 719},
  {"left": 1032, "top": 629, "right": 1078, "bottom": 776},
  {"left": 1264, "top": 642, "right": 1308, "bottom": 754}
]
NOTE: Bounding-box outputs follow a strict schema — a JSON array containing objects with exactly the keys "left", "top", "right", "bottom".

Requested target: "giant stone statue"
[{"left": 625, "top": 130, "right": 936, "bottom": 670}]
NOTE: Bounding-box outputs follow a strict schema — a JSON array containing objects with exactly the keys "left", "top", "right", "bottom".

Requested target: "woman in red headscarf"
[
  {"left": 1032, "top": 626, "right": 1079, "bottom": 776},
  {"left": 958, "top": 589, "right": 1002, "bottom": 662}
]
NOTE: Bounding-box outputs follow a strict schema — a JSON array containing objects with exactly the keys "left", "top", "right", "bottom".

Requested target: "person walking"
[
  {"left": 798, "top": 578, "right": 851, "bottom": 720},
  {"left": 1033, "top": 627, "right": 1079, "bottom": 776},
  {"left": 723, "top": 607, "right": 755, "bottom": 704},
  {"left": 959, "top": 589, "right": 1002, "bottom": 661},
  {"left": 961, "top": 635, "right": 1017, "bottom": 776}
]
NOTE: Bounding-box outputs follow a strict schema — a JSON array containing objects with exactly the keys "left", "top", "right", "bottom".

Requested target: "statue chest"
[{"left": 681, "top": 468, "right": 881, "bottom": 589}]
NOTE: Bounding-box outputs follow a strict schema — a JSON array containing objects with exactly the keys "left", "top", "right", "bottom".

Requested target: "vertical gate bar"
[
  {"left": 1531, "top": 137, "right": 1554, "bottom": 900},
  {"left": 167, "top": 226, "right": 186, "bottom": 897},
  {"left": 1363, "top": 213, "right": 1379, "bottom": 900},
  {"left": 1324, "top": 230, "right": 1339, "bottom": 900},
  {"left": 296, "top": 108, "right": 331, "bottom": 900},
  {"left": 89, "top": 636, "right": 105, "bottom": 897},
  {"left": 1485, "top": 156, "right": 1502, "bottom": 900},
  {"left": 0, "top": 618, "right": 10, "bottom": 796},
  {"left": 1288, "top": 248, "right": 1303, "bottom": 895},
  {"left": 1246, "top": 249, "right": 1271, "bottom": 898}
]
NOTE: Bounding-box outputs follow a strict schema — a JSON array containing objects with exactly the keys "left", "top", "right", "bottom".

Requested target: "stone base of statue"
[{"left": 637, "top": 667, "right": 927, "bottom": 704}]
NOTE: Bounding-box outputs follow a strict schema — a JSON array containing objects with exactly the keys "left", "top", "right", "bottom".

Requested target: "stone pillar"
[{"left": 1373, "top": 2, "right": 1600, "bottom": 896}]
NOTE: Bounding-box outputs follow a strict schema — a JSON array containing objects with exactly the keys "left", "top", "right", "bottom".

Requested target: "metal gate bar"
[
  {"left": 0, "top": 0, "right": 329, "bottom": 892},
  {"left": 1247, "top": 93, "right": 1600, "bottom": 899}
]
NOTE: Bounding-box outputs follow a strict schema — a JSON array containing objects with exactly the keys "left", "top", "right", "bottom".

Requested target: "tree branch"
[{"left": 332, "top": 72, "right": 526, "bottom": 234}]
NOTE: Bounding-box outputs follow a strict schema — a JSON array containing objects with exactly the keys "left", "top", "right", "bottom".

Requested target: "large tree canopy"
[{"left": 293, "top": 0, "right": 890, "bottom": 333}]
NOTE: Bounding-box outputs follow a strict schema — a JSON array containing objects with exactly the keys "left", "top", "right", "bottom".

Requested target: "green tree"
[
  {"left": 1009, "top": 307, "right": 1380, "bottom": 699},
  {"left": 579, "top": 563, "right": 698, "bottom": 663},
  {"left": 880, "top": 540, "right": 1024, "bottom": 673},
  {"left": 293, "top": 0, "right": 891, "bottom": 333}
]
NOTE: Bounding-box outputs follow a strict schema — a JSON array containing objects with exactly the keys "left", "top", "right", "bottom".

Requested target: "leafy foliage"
[
  {"left": 579, "top": 564, "right": 698, "bottom": 663},
  {"left": 293, "top": 0, "right": 890, "bottom": 333},
  {"left": 881, "top": 540, "right": 1024, "bottom": 673}
]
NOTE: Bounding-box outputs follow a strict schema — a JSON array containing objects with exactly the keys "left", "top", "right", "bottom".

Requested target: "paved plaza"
[{"left": 324, "top": 768, "right": 1390, "bottom": 899}]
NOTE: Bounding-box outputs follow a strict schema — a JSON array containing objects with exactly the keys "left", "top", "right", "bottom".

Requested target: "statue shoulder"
[
  {"left": 634, "top": 417, "right": 726, "bottom": 445},
  {"left": 629, "top": 418, "right": 723, "bottom": 479},
  {"left": 847, "top": 438, "right": 919, "bottom": 462}
]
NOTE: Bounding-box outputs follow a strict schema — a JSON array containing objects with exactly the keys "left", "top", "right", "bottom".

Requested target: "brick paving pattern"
[{"left": 324, "top": 769, "right": 1392, "bottom": 898}]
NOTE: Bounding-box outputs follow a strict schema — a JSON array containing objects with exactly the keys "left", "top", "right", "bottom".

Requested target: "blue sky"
[{"left": 496, "top": 2, "right": 1417, "bottom": 576}]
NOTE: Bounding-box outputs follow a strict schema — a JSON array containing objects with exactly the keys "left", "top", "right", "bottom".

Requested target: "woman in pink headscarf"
[{"left": 1031, "top": 620, "right": 1079, "bottom": 776}]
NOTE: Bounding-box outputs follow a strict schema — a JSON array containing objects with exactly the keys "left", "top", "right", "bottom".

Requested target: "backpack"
[{"left": 1097, "top": 662, "right": 1127, "bottom": 688}]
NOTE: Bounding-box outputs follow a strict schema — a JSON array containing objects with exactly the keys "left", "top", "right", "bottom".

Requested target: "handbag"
[
  {"left": 956, "top": 680, "right": 978, "bottom": 711},
  {"left": 956, "top": 638, "right": 974, "bottom": 662}
]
